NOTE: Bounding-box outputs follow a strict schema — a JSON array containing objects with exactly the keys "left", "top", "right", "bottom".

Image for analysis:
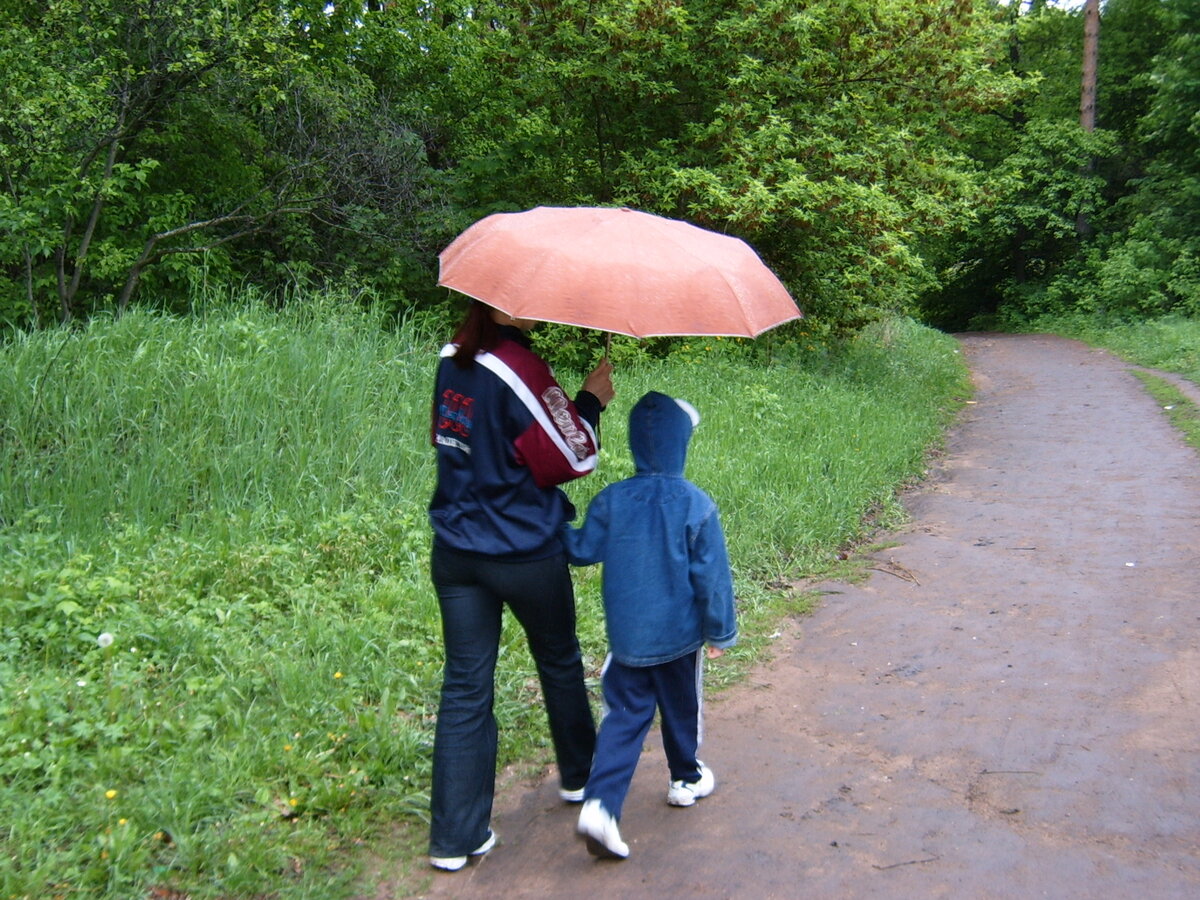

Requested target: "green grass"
[
  {"left": 0, "top": 298, "right": 969, "bottom": 898},
  {"left": 1132, "top": 372, "right": 1200, "bottom": 453}
]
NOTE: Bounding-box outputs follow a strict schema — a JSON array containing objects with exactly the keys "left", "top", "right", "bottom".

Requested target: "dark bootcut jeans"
[
  {"left": 429, "top": 545, "right": 596, "bottom": 858},
  {"left": 584, "top": 649, "right": 705, "bottom": 820}
]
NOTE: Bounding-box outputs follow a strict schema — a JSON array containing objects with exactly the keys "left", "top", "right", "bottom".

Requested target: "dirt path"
[{"left": 397, "top": 333, "right": 1200, "bottom": 899}]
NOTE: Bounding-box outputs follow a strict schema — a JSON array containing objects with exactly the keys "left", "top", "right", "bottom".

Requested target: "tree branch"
[{"left": 116, "top": 202, "right": 317, "bottom": 313}]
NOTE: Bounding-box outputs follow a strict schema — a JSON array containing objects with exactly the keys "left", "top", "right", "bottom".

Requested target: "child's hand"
[{"left": 705, "top": 646, "right": 724, "bottom": 660}]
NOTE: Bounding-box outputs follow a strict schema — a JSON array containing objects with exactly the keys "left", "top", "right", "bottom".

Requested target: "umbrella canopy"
[{"left": 437, "top": 206, "right": 801, "bottom": 339}]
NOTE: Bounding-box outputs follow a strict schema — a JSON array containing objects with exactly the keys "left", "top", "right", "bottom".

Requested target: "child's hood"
[{"left": 628, "top": 391, "right": 698, "bottom": 476}]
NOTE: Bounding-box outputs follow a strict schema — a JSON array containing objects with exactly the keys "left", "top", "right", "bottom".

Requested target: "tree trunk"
[
  {"left": 1077, "top": 0, "right": 1100, "bottom": 237},
  {"left": 1079, "top": 0, "right": 1100, "bottom": 133}
]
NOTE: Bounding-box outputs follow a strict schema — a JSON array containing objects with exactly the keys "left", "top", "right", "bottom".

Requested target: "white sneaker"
[
  {"left": 429, "top": 829, "right": 496, "bottom": 871},
  {"left": 559, "top": 786, "right": 586, "bottom": 803},
  {"left": 667, "top": 762, "right": 715, "bottom": 807},
  {"left": 576, "top": 799, "right": 629, "bottom": 859}
]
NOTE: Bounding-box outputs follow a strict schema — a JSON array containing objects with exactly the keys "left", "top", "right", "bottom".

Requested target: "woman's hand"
[{"left": 582, "top": 358, "right": 615, "bottom": 408}]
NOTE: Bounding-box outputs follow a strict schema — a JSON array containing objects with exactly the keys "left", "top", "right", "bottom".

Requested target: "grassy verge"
[
  {"left": 0, "top": 300, "right": 969, "bottom": 898},
  {"left": 1132, "top": 373, "right": 1200, "bottom": 452}
]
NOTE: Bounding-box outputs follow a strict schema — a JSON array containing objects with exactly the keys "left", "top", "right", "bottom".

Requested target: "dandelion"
[
  {"left": 118, "top": 818, "right": 128, "bottom": 826},
  {"left": 105, "top": 789, "right": 118, "bottom": 800},
  {"left": 333, "top": 671, "right": 343, "bottom": 679},
  {"left": 284, "top": 744, "right": 293, "bottom": 752},
  {"left": 97, "top": 633, "right": 114, "bottom": 648}
]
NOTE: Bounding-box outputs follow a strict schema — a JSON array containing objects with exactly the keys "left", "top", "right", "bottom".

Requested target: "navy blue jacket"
[
  {"left": 563, "top": 391, "right": 737, "bottom": 666},
  {"left": 428, "top": 327, "right": 601, "bottom": 560}
]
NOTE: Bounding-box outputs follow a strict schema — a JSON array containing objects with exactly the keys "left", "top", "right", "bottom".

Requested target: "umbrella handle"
[{"left": 604, "top": 331, "right": 612, "bottom": 360}]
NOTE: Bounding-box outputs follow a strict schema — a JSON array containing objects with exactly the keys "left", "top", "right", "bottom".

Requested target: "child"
[{"left": 563, "top": 391, "right": 737, "bottom": 859}]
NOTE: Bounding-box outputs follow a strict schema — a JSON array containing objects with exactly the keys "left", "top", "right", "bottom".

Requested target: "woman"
[{"left": 426, "top": 300, "right": 615, "bottom": 871}]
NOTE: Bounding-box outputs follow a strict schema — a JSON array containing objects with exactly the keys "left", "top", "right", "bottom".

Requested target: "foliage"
[
  {"left": 445, "top": 0, "right": 1023, "bottom": 333},
  {"left": 3, "top": 0, "right": 1196, "bottom": 337},
  {"left": 1, "top": 1, "right": 288, "bottom": 323},
  {"left": 1022, "top": 0, "right": 1200, "bottom": 324},
  {"left": 918, "top": 0, "right": 1199, "bottom": 329},
  {"left": 1098, "top": 0, "right": 1200, "bottom": 315},
  {"left": 0, "top": 1, "right": 446, "bottom": 329},
  {"left": 0, "top": 298, "right": 968, "bottom": 897},
  {"left": 926, "top": 117, "right": 1117, "bottom": 327}
]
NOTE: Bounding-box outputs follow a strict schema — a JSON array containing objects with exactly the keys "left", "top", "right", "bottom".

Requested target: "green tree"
[
  {"left": 308, "top": 1, "right": 484, "bottom": 300},
  {"left": 1082, "top": 0, "right": 1200, "bottom": 316},
  {"left": 0, "top": 0, "right": 446, "bottom": 327},
  {"left": 919, "top": 0, "right": 1191, "bottom": 329},
  {"left": 918, "top": 3, "right": 1093, "bottom": 327},
  {"left": 0, "top": 1, "right": 313, "bottom": 324},
  {"left": 442, "top": 0, "right": 1022, "bottom": 332}
]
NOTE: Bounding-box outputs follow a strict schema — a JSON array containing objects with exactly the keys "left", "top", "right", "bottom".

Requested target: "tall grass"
[
  {"left": 1, "top": 298, "right": 442, "bottom": 539},
  {"left": 0, "top": 299, "right": 968, "bottom": 898}
]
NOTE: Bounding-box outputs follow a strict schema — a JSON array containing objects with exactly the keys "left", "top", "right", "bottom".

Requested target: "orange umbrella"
[{"left": 437, "top": 206, "right": 801, "bottom": 339}]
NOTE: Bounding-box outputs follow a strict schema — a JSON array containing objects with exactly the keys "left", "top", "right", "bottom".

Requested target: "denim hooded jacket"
[{"left": 563, "top": 391, "right": 737, "bottom": 666}]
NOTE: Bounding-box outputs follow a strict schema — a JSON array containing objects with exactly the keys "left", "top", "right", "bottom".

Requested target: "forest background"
[
  {"left": 3, "top": 0, "right": 1200, "bottom": 897},
  {"left": 3, "top": 0, "right": 1197, "bottom": 333}
]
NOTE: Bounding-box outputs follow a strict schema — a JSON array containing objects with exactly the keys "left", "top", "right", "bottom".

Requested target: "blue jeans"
[
  {"left": 429, "top": 545, "right": 596, "bottom": 857},
  {"left": 584, "top": 650, "right": 704, "bottom": 820}
]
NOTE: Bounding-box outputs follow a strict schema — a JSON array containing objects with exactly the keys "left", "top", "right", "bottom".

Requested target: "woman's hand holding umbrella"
[{"left": 583, "top": 357, "right": 615, "bottom": 408}]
